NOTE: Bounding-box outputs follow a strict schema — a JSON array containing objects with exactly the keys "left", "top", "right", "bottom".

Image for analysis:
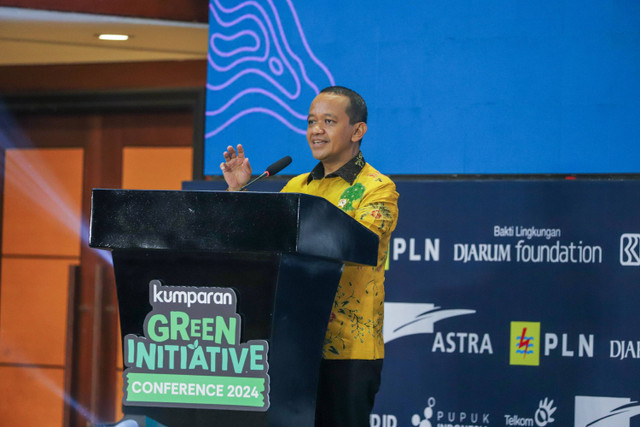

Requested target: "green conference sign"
[{"left": 122, "top": 280, "right": 270, "bottom": 411}]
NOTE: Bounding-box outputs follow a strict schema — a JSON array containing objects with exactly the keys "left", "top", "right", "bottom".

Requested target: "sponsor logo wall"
[{"left": 373, "top": 180, "right": 640, "bottom": 426}]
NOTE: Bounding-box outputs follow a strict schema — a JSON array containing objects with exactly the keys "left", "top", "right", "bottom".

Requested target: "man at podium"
[{"left": 220, "top": 86, "right": 399, "bottom": 427}]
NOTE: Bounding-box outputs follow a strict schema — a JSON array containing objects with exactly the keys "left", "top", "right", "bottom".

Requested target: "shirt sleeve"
[
  {"left": 354, "top": 180, "right": 399, "bottom": 239},
  {"left": 280, "top": 174, "right": 307, "bottom": 193}
]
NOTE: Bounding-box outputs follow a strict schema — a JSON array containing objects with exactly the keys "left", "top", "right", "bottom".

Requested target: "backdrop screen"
[{"left": 204, "top": 0, "right": 640, "bottom": 176}]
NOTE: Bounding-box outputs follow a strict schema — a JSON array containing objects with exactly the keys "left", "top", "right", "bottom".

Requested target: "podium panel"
[{"left": 89, "top": 190, "right": 378, "bottom": 426}]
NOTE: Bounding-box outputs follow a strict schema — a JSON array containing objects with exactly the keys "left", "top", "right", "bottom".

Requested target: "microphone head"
[{"left": 265, "top": 156, "right": 292, "bottom": 176}]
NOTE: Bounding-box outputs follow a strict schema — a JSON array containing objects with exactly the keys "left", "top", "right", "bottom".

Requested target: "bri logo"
[
  {"left": 620, "top": 233, "right": 640, "bottom": 266},
  {"left": 510, "top": 322, "right": 540, "bottom": 366}
]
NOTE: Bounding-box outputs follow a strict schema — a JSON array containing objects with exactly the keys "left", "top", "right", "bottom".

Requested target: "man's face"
[{"left": 306, "top": 93, "right": 363, "bottom": 171}]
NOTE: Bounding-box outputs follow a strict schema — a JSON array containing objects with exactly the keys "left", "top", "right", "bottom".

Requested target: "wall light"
[{"left": 97, "top": 34, "right": 130, "bottom": 41}]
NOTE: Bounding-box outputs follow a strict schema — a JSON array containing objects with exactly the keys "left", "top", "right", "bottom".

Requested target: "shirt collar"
[{"left": 307, "top": 151, "right": 366, "bottom": 185}]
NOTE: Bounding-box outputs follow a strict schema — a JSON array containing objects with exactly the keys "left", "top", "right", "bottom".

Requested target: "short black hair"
[{"left": 319, "top": 86, "right": 367, "bottom": 125}]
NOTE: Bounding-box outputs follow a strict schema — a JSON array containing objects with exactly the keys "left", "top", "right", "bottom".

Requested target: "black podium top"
[{"left": 89, "top": 189, "right": 378, "bottom": 266}]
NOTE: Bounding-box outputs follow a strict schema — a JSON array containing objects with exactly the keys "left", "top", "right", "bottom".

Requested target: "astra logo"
[
  {"left": 620, "top": 234, "right": 640, "bottom": 266},
  {"left": 510, "top": 322, "right": 540, "bottom": 366},
  {"left": 574, "top": 395, "right": 640, "bottom": 426},
  {"left": 383, "top": 303, "right": 475, "bottom": 344}
]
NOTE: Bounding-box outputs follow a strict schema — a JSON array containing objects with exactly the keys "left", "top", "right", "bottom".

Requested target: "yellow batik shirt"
[{"left": 281, "top": 151, "right": 399, "bottom": 360}]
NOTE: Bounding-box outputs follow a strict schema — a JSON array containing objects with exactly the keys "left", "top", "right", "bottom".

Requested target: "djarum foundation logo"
[{"left": 510, "top": 322, "right": 540, "bottom": 366}]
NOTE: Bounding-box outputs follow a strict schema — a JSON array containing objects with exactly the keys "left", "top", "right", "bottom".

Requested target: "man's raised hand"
[{"left": 220, "top": 144, "right": 252, "bottom": 191}]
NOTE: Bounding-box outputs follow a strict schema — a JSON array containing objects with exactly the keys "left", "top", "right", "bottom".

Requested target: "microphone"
[{"left": 240, "top": 156, "right": 292, "bottom": 191}]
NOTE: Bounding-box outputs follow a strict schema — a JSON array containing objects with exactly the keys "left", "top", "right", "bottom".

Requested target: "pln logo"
[
  {"left": 510, "top": 321, "right": 540, "bottom": 366},
  {"left": 575, "top": 395, "right": 640, "bottom": 426},
  {"left": 620, "top": 233, "right": 640, "bottom": 266}
]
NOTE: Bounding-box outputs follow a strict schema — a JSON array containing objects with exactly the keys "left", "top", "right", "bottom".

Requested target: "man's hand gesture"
[{"left": 220, "top": 144, "right": 252, "bottom": 191}]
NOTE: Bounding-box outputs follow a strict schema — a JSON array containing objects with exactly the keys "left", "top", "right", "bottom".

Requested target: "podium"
[{"left": 89, "top": 189, "right": 379, "bottom": 427}]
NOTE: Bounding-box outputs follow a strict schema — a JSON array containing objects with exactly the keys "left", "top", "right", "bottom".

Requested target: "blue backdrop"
[
  {"left": 374, "top": 179, "right": 640, "bottom": 427},
  {"left": 204, "top": 0, "right": 640, "bottom": 176}
]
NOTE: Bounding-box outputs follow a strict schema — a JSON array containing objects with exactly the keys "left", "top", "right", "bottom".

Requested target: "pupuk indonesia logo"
[
  {"left": 411, "top": 397, "right": 490, "bottom": 426},
  {"left": 510, "top": 321, "right": 540, "bottom": 366}
]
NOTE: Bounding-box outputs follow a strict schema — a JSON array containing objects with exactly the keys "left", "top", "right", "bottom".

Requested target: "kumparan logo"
[
  {"left": 510, "top": 321, "right": 540, "bottom": 366},
  {"left": 122, "top": 280, "right": 270, "bottom": 411}
]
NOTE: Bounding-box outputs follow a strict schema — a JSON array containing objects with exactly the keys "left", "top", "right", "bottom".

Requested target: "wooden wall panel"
[
  {"left": 114, "top": 314, "right": 124, "bottom": 421},
  {"left": 8, "top": 116, "right": 94, "bottom": 148},
  {"left": 0, "top": 60, "right": 207, "bottom": 93},
  {"left": 0, "top": 145, "right": 82, "bottom": 425},
  {"left": 2, "top": 148, "right": 83, "bottom": 256},
  {"left": 0, "top": 366, "right": 65, "bottom": 425},
  {"left": 0, "top": 99, "right": 199, "bottom": 425},
  {"left": 114, "top": 368, "right": 124, "bottom": 421},
  {"left": 102, "top": 111, "right": 195, "bottom": 146},
  {"left": 0, "top": 1, "right": 208, "bottom": 22},
  {"left": 122, "top": 147, "right": 193, "bottom": 190},
  {"left": 0, "top": 258, "right": 75, "bottom": 365}
]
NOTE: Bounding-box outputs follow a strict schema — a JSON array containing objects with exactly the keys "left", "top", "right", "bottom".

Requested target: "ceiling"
[{"left": 0, "top": 6, "right": 209, "bottom": 65}]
